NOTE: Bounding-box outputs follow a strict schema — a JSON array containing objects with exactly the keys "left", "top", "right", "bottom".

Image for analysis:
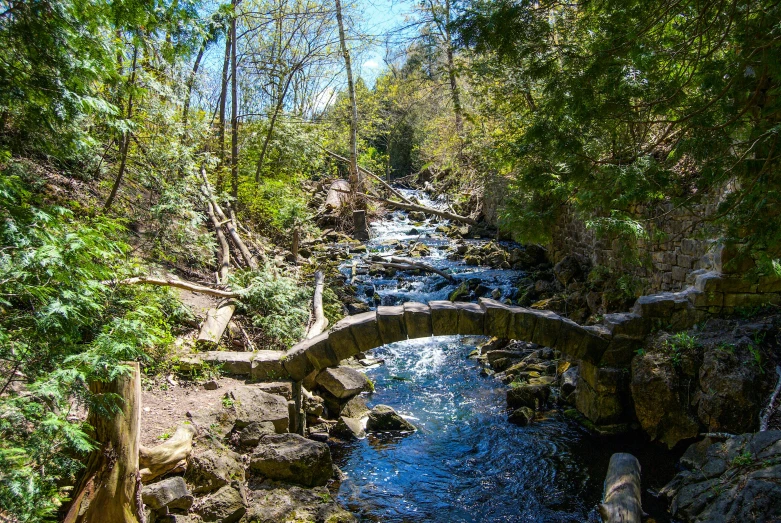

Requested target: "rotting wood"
[
  {"left": 598, "top": 453, "right": 642, "bottom": 523},
  {"left": 139, "top": 424, "right": 197, "bottom": 482},
  {"left": 107, "top": 276, "right": 240, "bottom": 298},
  {"left": 760, "top": 365, "right": 781, "bottom": 431},
  {"left": 390, "top": 256, "right": 455, "bottom": 281},
  {"left": 305, "top": 271, "right": 328, "bottom": 339},
  {"left": 64, "top": 362, "right": 142, "bottom": 523},
  {"left": 197, "top": 302, "right": 237, "bottom": 348}
]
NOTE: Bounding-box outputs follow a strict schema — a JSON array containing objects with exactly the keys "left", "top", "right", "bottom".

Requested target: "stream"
[{"left": 332, "top": 190, "right": 677, "bottom": 523}]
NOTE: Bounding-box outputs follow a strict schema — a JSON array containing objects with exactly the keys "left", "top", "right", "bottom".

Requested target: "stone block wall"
[{"left": 548, "top": 202, "right": 721, "bottom": 293}]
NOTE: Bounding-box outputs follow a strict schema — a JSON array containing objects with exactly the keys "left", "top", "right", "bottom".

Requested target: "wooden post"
[
  {"left": 292, "top": 381, "right": 305, "bottom": 436},
  {"left": 64, "top": 363, "right": 142, "bottom": 523},
  {"left": 353, "top": 209, "right": 369, "bottom": 241},
  {"left": 292, "top": 226, "right": 300, "bottom": 264},
  {"left": 598, "top": 453, "right": 642, "bottom": 523}
]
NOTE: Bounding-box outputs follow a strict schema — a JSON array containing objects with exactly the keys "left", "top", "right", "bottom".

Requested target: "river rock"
[
  {"left": 560, "top": 365, "right": 578, "bottom": 399},
  {"left": 507, "top": 384, "right": 551, "bottom": 410},
  {"left": 316, "top": 366, "right": 372, "bottom": 399},
  {"left": 661, "top": 431, "right": 781, "bottom": 522},
  {"left": 631, "top": 352, "right": 700, "bottom": 448},
  {"left": 366, "top": 405, "right": 416, "bottom": 432},
  {"left": 333, "top": 416, "right": 366, "bottom": 439},
  {"left": 244, "top": 485, "right": 356, "bottom": 523},
  {"left": 224, "top": 385, "right": 289, "bottom": 433},
  {"left": 408, "top": 211, "right": 426, "bottom": 221},
  {"left": 142, "top": 476, "right": 193, "bottom": 511},
  {"left": 192, "top": 483, "right": 247, "bottom": 523},
  {"left": 340, "top": 395, "right": 370, "bottom": 418},
  {"left": 186, "top": 445, "right": 245, "bottom": 494},
  {"left": 239, "top": 421, "right": 276, "bottom": 448},
  {"left": 508, "top": 406, "right": 534, "bottom": 426},
  {"left": 249, "top": 433, "right": 333, "bottom": 487}
]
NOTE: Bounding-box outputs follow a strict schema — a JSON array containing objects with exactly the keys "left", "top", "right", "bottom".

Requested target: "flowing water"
[{"left": 332, "top": 191, "right": 678, "bottom": 522}]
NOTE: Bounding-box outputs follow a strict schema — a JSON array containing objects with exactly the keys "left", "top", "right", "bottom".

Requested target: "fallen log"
[
  {"left": 200, "top": 167, "right": 258, "bottom": 270},
  {"left": 321, "top": 147, "right": 412, "bottom": 204},
  {"left": 205, "top": 200, "right": 231, "bottom": 283},
  {"left": 305, "top": 271, "right": 328, "bottom": 339},
  {"left": 139, "top": 424, "right": 197, "bottom": 482},
  {"left": 197, "top": 302, "right": 236, "bottom": 348},
  {"left": 106, "top": 276, "right": 240, "bottom": 299},
  {"left": 760, "top": 365, "right": 781, "bottom": 431},
  {"left": 64, "top": 362, "right": 142, "bottom": 523},
  {"left": 357, "top": 192, "right": 477, "bottom": 225},
  {"left": 598, "top": 453, "right": 642, "bottom": 523},
  {"left": 371, "top": 259, "right": 454, "bottom": 282},
  {"left": 325, "top": 179, "right": 352, "bottom": 212}
]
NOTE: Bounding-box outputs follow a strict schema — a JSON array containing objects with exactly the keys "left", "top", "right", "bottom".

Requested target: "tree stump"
[{"left": 64, "top": 362, "right": 142, "bottom": 523}]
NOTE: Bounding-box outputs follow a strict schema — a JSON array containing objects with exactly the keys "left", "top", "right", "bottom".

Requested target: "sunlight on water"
[{"left": 333, "top": 190, "right": 677, "bottom": 523}]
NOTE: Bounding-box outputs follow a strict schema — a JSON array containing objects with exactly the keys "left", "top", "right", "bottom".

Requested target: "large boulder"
[
  {"left": 366, "top": 405, "right": 416, "bottom": 432},
  {"left": 333, "top": 416, "right": 366, "bottom": 439},
  {"left": 340, "top": 395, "right": 370, "bottom": 419},
  {"left": 695, "top": 346, "right": 768, "bottom": 434},
  {"left": 192, "top": 484, "right": 247, "bottom": 523},
  {"left": 142, "top": 476, "right": 193, "bottom": 511},
  {"left": 244, "top": 485, "right": 356, "bottom": 523},
  {"left": 249, "top": 433, "right": 333, "bottom": 487},
  {"left": 315, "top": 367, "right": 372, "bottom": 399},
  {"left": 226, "top": 385, "right": 289, "bottom": 432},
  {"left": 661, "top": 431, "right": 781, "bottom": 522},
  {"left": 553, "top": 256, "right": 583, "bottom": 285},
  {"left": 631, "top": 352, "right": 700, "bottom": 448},
  {"left": 507, "top": 384, "right": 551, "bottom": 410},
  {"left": 185, "top": 446, "right": 245, "bottom": 494}
]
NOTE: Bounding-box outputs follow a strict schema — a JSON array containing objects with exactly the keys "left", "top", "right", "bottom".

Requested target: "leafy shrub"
[
  {"left": 0, "top": 164, "right": 177, "bottom": 520},
  {"left": 232, "top": 266, "right": 312, "bottom": 349}
]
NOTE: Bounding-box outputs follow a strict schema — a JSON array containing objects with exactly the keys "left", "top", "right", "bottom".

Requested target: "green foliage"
[
  {"left": 457, "top": 0, "right": 781, "bottom": 257},
  {"left": 0, "top": 163, "right": 178, "bottom": 520},
  {"left": 731, "top": 451, "right": 753, "bottom": 467},
  {"left": 232, "top": 266, "right": 312, "bottom": 349},
  {"left": 664, "top": 332, "right": 698, "bottom": 367}
]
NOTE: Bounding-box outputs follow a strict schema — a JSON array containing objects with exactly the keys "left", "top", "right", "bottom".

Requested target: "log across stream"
[{"left": 331, "top": 189, "right": 678, "bottom": 522}]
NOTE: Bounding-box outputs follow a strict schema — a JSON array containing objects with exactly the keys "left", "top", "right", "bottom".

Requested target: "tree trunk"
[
  {"left": 182, "top": 42, "right": 206, "bottom": 129},
  {"left": 444, "top": 0, "right": 462, "bottom": 134},
  {"left": 104, "top": 46, "right": 138, "bottom": 213},
  {"left": 217, "top": 30, "right": 231, "bottom": 192},
  {"left": 335, "top": 0, "right": 360, "bottom": 204},
  {"left": 64, "top": 363, "right": 142, "bottom": 523},
  {"left": 229, "top": 0, "right": 240, "bottom": 201},
  {"left": 254, "top": 69, "right": 297, "bottom": 183}
]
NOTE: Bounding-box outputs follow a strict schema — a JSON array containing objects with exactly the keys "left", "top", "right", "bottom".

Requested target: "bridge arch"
[{"left": 281, "top": 298, "right": 629, "bottom": 382}]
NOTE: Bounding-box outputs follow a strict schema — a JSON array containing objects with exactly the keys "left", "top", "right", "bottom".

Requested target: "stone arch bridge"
[{"left": 202, "top": 270, "right": 779, "bottom": 427}]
